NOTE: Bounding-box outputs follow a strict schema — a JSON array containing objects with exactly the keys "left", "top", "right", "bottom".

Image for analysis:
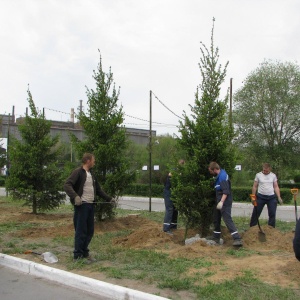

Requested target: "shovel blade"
[
  {"left": 258, "top": 231, "right": 266, "bottom": 242},
  {"left": 42, "top": 252, "right": 58, "bottom": 263}
]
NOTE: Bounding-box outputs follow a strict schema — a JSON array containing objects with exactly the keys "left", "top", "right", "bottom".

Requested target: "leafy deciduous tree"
[
  {"left": 233, "top": 60, "right": 300, "bottom": 177},
  {"left": 134, "top": 134, "right": 186, "bottom": 185}
]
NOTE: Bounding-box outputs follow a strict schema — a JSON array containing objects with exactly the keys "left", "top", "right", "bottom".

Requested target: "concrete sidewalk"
[{"left": 0, "top": 254, "right": 169, "bottom": 300}]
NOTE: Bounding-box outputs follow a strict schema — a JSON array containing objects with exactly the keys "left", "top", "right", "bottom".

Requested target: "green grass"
[
  {"left": 195, "top": 271, "right": 300, "bottom": 300},
  {"left": 226, "top": 247, "right": 261, "bottom": 257},
  {"left": 0, "top": 221, "right": 40, "bottom": 234},
  {"left": 1, "top": 196, "right": 300, "bottom": 299}
]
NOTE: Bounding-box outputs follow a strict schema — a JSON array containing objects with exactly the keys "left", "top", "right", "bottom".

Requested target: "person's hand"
[
  {"left": 250, "top": 194, "right": 257, "bottom": 206},
  {"left": 278, "top": 197, "right": 283, "bottom": 205},
  {"left": 110, "top": 198, "right": 117, "bottom": 207},
  {"left": 74, "top": 196, "right": 82, "bottom": 206},
  {"left": 217, "top": 201, "right": 223, "bottom": 210}
]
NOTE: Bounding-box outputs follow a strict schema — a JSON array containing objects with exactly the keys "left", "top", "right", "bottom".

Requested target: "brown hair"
[
  {"left": 208, "top": 162, "right": 220, "bottom": 170},
  {"left": 262, "top": 163, "right": 271, "bottom": 169},
  {"left": 82, "top": 153, "right": 94, "bottom": 164}
]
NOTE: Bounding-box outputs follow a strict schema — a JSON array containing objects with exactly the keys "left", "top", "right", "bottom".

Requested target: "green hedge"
[
  {"left": 123, "top": 183, "right": 163, "bottom": 198},
  {"left": 278, "top": 182, "right": 300, "bottom": 189},
  {"left": 124, "top": 184, "right": 294, "bottom": 204},
  {"left": 232, "top": 187, "right": 293, "bottom": 204}
]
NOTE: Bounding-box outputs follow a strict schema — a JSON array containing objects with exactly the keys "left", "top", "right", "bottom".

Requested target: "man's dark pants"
[
  {"left": 73, "top": 203, "right": 94, "bottom": 259},
  {"left": 213, "top": 201, "right": 240, "bottom": 240},
  {"left": 163, "top": 190, "right": 178, "bottom": 232},
  {"left": 293, "top": 218, "right": 300, "bottom": 261},
  {"left": 250, "top": 193, "right": 277, "bottom": 227}
]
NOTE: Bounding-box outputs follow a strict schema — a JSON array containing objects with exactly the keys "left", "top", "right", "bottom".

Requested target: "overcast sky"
[{"left": 1, "top": 0, "right": 299, "bottom": 136}]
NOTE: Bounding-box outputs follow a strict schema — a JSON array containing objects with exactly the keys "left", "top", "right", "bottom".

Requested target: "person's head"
[
  {"left": 178, "top": 159, "right": 185, "bottom": 165},
  {"left": 208, "top": 162, "right": 220, "bottom": 175},
  {"left": 262, "top": 163, "right": 271, "bottom": 175},
  {"left": 82, "top": 153, "right": 95, "bottom": 170}
]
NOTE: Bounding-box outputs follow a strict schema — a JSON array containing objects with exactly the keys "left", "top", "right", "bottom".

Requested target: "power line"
[
  {"left": 124, "top": 113, "right": 177, "bottom": 126},
  {"left": 43, "top": 103, "right": 182, "bottom": 127},
  {"left": 124, "top": 123, "right": 177, "bottom": 128},
  {"left": 44, "top": 107, "right": 71, "bottom": 115},
  {"left": 151, "top": 91, "right": 185, "bottom": 120}
]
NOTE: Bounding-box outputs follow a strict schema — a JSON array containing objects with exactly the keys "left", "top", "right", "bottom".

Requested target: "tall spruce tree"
[
  {"left": 6, "top": 89, "right": 65, "bottom": 214},
  {"left": 172, "top": 19, "right": 236, "bottom": 236},
  {"left": 72, "top": 52, "right": 135, "bottom": 221}
]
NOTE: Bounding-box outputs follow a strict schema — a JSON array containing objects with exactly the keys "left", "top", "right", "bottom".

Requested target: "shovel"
[
  {"left": 24, "top": 250, "right": 58, "bottom": 263},
  {"left": 250, "top": 194, "right": 266, "bottom": 242}
]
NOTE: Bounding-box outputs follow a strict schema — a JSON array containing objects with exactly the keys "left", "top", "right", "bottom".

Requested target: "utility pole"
[
  {"left": 6, "top": 113, "right": 10, "bottom": 197},
  {"left": 149, "top": 90, "right": 152, "bottom": 212}
]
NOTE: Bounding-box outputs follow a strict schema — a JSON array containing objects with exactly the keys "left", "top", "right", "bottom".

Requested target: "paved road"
[
  {"left": 1, "top": 187, "right": 298, "bottom": 222},
  {"left": 118, "top": 196, "right": 299, "bottom": 222},
  {"left": 0, "top": 265, "right": 109, "bottom": 300}
]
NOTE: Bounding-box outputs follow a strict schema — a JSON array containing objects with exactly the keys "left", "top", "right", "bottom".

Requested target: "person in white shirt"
[{"left": 250, "top": 163, "right": 283, "bottom": 228}]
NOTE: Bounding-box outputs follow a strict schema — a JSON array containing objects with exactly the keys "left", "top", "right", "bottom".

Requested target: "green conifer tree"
[
  {"left": 172, "top": 19, "right": 236, "bottom": 236},
  {"left": 72, "top": 51, "right": 135, "bottom": 220},
  {"left": 6, "top": 89, "right": 65, "bottom": 214}
]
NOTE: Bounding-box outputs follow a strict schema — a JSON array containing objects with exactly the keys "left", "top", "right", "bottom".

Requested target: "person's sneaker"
[
  {"left": 232, "top": 239, "right": 243, "bottom": 246},
  {"left": 86, "top": 255, "right": 97, "bottom": 262},
  {"left": 164, "top": 230, "right": 174, "bottom": 236},
  {"left": 73, "top": 257, "right": 90, "bottom": 264},
  {"left": 212, "top": 238, "right": 220, "bottom": 245},
  {"left": 73, "top": 256, "right": 83, "bottom": 261}
]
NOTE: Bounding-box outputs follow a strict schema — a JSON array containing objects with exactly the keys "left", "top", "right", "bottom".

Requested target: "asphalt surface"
[
  {"left": 118, "top": 196, "right": 299, "bottom": 222},
  {"left": 0, "top": 186, "right": 298, "bottom": 221},
  {"left": 0, "top": 265, "right": 109, "bottom": 300}
]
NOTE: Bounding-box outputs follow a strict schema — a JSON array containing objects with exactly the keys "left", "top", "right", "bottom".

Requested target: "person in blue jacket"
[
  {"left": 208, "top": 162, "right": 243, "bottom": 246},
  {"left": 293, "top": 218, "right": 300, "bottom": 261}
]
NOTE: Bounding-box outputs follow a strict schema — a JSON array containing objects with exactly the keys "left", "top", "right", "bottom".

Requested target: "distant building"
[{"left": 0, "top": 114, "right": 155, "bottom": 146}]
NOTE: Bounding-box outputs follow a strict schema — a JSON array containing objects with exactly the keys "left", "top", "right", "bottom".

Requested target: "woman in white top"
[{"left": 249, "top": 163, "right": 282, "bottom": 228}]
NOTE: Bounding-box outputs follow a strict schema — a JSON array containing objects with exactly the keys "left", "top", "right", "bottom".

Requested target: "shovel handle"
[{"left": 24, "top": 250, "right": 41, "bottom": 255}]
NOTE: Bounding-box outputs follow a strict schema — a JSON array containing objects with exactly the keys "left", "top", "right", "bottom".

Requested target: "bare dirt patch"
[
  {"left": 1, "top": 201, "right": 300, "bottom": 294},
  {"left": 113, "top": 218, "right": 300, "bottom": 288}
]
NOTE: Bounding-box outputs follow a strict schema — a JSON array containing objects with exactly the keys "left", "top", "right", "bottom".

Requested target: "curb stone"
[{"left": 0, "top": 253, "right": 169, "bottom": 300}]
